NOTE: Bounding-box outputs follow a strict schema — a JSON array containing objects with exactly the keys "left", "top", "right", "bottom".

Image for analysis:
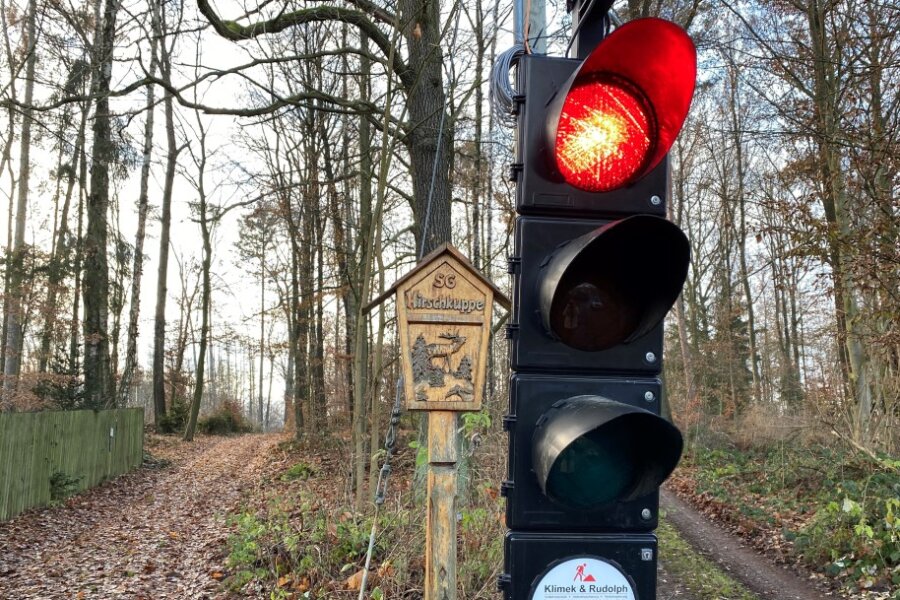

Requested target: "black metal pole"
[{"left": 569, "top": 0, "right": 615, "bottom": 58}]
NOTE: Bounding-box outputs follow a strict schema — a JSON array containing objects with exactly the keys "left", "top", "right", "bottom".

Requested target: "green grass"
[
  {"left": 658, "top": 517, "right": 760, "bottom": 600},
  {"left": 280, "top": 461, "right": 315, "bottom": 481}
]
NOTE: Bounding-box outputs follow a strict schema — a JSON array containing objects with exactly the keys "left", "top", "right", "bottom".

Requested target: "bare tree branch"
[{"left": 195, "top": 0, "right": 413, "bottom": 87}]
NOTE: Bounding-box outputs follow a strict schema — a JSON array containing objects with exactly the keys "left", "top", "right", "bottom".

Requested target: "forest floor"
[
  {"left": 0, "top": 433, "right": 283, "bottom": 599},
  {"left": 0, "top": 432, "right": 874, "bottom": 600}
]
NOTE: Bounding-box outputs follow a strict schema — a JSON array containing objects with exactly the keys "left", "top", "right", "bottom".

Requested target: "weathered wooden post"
[{"left": 369, "top": 244, "right": 509, "bottom": 600}]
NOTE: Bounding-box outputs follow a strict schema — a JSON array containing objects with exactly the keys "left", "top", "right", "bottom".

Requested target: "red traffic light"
[
  {"left": 549, "top": 18, "right": 696, "bottom": 192},
  {"left": 555, "top": 77, "right": 652, "bottom": 192}
]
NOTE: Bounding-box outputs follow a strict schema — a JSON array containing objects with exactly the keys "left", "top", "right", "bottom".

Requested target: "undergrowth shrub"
[
  {"left": 225, "top": 494, "right": 393, "bottom": 593},
  {"left": 32, "top": 373, "right": 85, "bottom": 411},
  {"left": 156, "top": 397, "right": 189, "bottom": 434},
  {"left": 281, "top": 462, "right": 315, "bottom": 481},
  {"left": 198, "top": 400, "right": 252, "bottom": 435},
  {"left": 29, "top": 352, "right": 85, "bottom": 410},
  {"left": 793, "top": 461, "right": 900, "bottom": 591},
  {"left": 459, "top": 497, "right": 504, "bottom": 584},
  {"left": 684, "top": 442, "right": 900, "bottom": 594},
  {"left": 49, "top": 471, "right": 82, "bottom": 503},
  {"left": 223, "top": 424, "right": 506, "bottom": 598}
]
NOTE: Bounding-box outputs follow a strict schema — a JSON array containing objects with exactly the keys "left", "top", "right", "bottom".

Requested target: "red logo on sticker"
[{"left": 573, "top": 563, "right": 596, "bottom": 582}]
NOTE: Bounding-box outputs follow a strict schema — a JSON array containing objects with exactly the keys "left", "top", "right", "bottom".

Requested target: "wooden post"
[{"left": 425, "top": 411, "right": 458, "bottom": 600}]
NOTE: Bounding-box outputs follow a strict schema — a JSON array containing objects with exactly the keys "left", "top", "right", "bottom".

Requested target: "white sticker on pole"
[{"left": 531, "top": 557, "right": 635, "bottom": 600}]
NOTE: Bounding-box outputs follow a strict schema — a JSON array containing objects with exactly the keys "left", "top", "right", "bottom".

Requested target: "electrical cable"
[
  {"left": 357, "top": 378, "right": 404, "bottom": 600},
  {"left": 490, "top": 43, "right": 526, "bottom": 127}
]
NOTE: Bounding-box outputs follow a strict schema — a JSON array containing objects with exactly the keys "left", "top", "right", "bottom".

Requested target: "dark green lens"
[{"left": 545, "top": 426, "right": 636, "bottom": 508}]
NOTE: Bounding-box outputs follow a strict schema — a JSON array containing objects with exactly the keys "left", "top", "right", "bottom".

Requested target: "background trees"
[{"left": 0, "top": 0, "right": 895, "bottom": 477}]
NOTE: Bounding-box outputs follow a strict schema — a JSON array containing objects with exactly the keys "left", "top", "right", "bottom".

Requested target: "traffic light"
[{"left": 499, "top": 15, "right": 696, "bottom": 600}]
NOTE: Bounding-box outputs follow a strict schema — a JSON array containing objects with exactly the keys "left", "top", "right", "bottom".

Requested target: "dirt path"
[
  {"left": 661, "top": 489, "right": 845, "bottom": 600},
  {"left": 0, "top": 433, "right": 282, "bottom": 600}
]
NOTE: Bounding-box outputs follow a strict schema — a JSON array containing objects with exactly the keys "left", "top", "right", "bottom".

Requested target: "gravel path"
[{"left": 0, "top": 433, "right": 281, "bottom": 600}]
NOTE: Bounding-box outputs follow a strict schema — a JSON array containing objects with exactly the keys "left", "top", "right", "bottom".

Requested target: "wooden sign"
[
  {"left": 368, "top": 244, "right": 510, "bottom": 412},
  {"left": 364, "top": 244, "right": 510, "bottom": 600}
]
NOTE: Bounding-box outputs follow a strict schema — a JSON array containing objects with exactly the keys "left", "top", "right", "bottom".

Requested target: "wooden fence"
[{"left": 0, "top": 408, "right": 144, "bottom": 521}]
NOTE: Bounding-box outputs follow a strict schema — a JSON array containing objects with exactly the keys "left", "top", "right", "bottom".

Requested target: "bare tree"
[
  {"left": 152, "top": 0, "right": 182, "bottom": 423},
  {"left": 1, "top": 0, "right": 38, "bottom": 406},
  {"left": 118, "top": 12, "right": 161, "bottom": 406}
]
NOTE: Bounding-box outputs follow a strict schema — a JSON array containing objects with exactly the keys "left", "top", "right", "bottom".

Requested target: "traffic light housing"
[
  {"left": 513, "top": 18, "right": 695, "bottom": 218},
  {"left": 500, "top": 15, "right": 696, "bottom": 600},
  {"left": 504, "top": 375, "right": 682, "bottom": 532},
  {"left": 509, "top": 215, "right": 689, "bottom": 374}
]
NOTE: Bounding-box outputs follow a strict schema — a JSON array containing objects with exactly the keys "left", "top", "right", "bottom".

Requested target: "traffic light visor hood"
[
  {"left": 539, "top": 215, "right": 690, "bottom": 351},
  {"left": 549, "top": 18, "right": 697, "bottom": 192},
  {"left": 532, "top": 396, "right": 683, "bottom": 508}
]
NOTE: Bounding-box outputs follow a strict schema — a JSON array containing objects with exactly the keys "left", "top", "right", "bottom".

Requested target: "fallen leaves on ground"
[
  {"left": 344, "top": 568, "right": 366, "bottom": 590},
  {"left": 0, "top": 432, "right": 283, "bottom": 599}
]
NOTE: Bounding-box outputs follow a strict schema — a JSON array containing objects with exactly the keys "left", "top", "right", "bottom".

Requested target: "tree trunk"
[
  {"left": 39, "top": 104, "right": 88, "bottom": 375},
  {"left": 108, "top": 220, "right": 127, "bottom": 385},
  {"left": 725, "top": 60, "right": 760, "bottom": 402},
  {"left": 69, "top": 151, "right": 88, "bottom": 373},
  {"left": 184, "top": 195, "right": 211, "bottom": 441},
  {"left": 258, "top": 238, "right": 266, "bottom": 426},
  {"left": 298, "top": 187, "right": 313, "bottom": 429},
  {"left": 83, "top": 0, "right": 120, "bottom": 408},
  {"left": 281, "top": 189, "right": 306, "bottom": 435},
  {"left": 399, "top": 0, "right": 453, "bottom": 255},
  {"left": 184, "top": 116, "right": 212, "bottom": 441},
  {"left": 282, "top": 279, "right": 295, "bottom": 431},
  {"left": 1, "top": 0, "right": 38, "bottom": 406},
  {"left": 118, "top": 38, "right": 158, "bottom": 405},
  {"left": 207, "top": 323, "right": 217, "bottom": 407},
  {"left": 350, "top": 33, "right": 374, "bottom": 505},
  {"left": 170, "top": 253, "right": 197, "bottom": 410},
  {"left": 312, "top": 207, "right": 327, "bottom": 429},
  {"left": 368, "top": 243, "right": 388, "bottom": 499},
  {"left": 152, "top": 0, "right": 178, "bottom": 422},
  {"left": 671, "top": 141, "right": 697, "bottom": 415},
  {"left": 806, "top": 0, "right": 871, "bottom": 443},
  {"left": 471, "top": 23, "right": 483, "bottom": 269},
  {"left": 265, "top": 352, "right": 274, "bottom": 429}
]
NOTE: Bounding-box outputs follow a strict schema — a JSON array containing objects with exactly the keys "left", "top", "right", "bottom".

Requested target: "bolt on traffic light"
[{"left": 500, "top": 14, "right": 697, "bottom": 600}]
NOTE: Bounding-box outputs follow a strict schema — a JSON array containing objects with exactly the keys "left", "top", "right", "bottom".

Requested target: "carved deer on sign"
[{"left": 425, "top": 330, "right": 466, "bottom": 373}]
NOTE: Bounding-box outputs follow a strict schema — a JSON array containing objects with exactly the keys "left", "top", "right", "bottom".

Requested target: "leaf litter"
[{"left": 0, "top": 433, "right": 283, "bottom": 599}]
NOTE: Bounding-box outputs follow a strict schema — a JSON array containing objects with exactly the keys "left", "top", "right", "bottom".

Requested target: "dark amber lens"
[{"left": 549, "top": 273, "right": 640, "bottom": 352}]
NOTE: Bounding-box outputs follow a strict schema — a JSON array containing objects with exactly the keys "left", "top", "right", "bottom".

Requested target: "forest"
[{"left": 0, "top": 0, "right": 897, "bottom": 597}]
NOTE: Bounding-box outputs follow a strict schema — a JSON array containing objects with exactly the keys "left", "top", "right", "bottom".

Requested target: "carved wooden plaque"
[{"left": 395, "top": 246, "right": 503, "bottom": 411}]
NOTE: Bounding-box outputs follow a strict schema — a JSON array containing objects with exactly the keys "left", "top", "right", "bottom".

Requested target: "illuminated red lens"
[{"left": 555, "top": 77, "right": 653, "bottom": 192}]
